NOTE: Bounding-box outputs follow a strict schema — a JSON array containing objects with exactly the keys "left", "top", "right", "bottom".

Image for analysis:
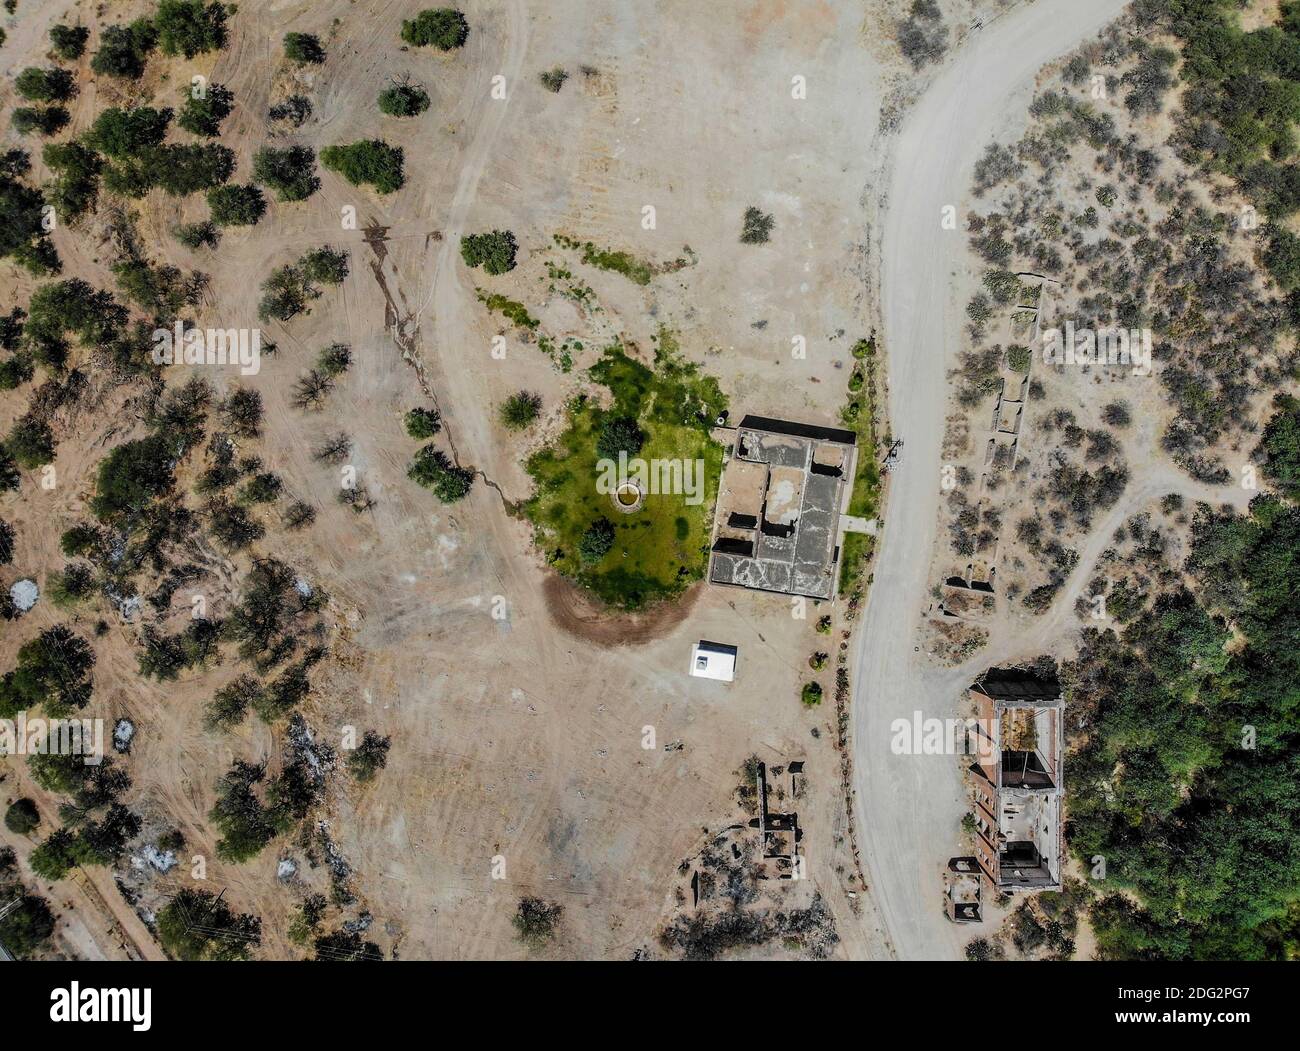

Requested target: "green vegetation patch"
[
  {"left": 476, "top": 289, "right": 538, "bottom": 329},
  {"left": 401, "top": 9, "right": 469, "bottom": 51},
  {"left": 522, "top": 337, "right": 726, "bottom": 610},
  {"left": 838, "top": 337, "right": 882, "bottom": 593},
  {"left": 554, "top": 233, "right": 655, "bottom": 285},
  {"left": 1066, "top": 485, "right": 1300, "bottom": 959},
  {"left": 321, "top": 141, "right": 405, "bottom": 194}
]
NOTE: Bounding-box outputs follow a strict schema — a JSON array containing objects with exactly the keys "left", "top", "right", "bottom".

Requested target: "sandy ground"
[
  {"left": 1, "top": 0, "right": 901, "bottom": 959},
  {"left": 850, "top": 0, "right": 1136, "bottom": 962}
]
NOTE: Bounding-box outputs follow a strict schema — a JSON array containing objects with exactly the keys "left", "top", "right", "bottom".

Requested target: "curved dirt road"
[{"left": 852, "top": 0, "right": 1133, "bottom": 960}]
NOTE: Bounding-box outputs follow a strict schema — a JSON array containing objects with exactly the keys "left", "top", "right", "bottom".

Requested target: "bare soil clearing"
[{"left": 2, "top": 0, "right": 896, "bottom": 959}]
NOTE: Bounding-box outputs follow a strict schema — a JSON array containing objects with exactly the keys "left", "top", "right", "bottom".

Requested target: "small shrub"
[
  {"left": 499, "top": 391, "right": 541, "bottom": 431},
  {"left": 740, "top": 206, "right": 774, "bottom": 245},
  {"left": 378, "top": 83, "right": 431, "bottom": 117},
  {"left": 175, "top": 221, "right": 220, "bottom": 249},
  {"left": 1102, "top": 401, "right": 1131, "bottom": 428},
  {"left": 283, "top": 32, "right": 325, "bottom": 65},
  {"left": 512, "top": 897, "right": 561, "bottom": 949},
  {"left": 539, "top": 67, "right": 568, "bottom": 93},
  {"left": 269, "top": 95, "right": 312, "bottom": 127}
]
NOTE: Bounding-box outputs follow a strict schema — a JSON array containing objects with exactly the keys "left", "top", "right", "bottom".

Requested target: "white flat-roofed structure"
[{"left": 689, "top": 641, "right": 738, "bottom": 682}]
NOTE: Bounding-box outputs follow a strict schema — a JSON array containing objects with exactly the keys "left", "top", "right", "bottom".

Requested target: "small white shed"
[{"left": 689, "top": 641, "right": 738, "bottom": 682}]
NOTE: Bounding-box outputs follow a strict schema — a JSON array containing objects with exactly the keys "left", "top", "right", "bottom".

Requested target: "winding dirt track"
[{"left": 851, "top": 0, "right": 1134, "bottom": 961}]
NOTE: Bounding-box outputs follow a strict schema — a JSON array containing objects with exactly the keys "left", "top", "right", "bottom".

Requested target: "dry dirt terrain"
[{"left": 0, "top": 0, "right": 935, "bottom": 960}]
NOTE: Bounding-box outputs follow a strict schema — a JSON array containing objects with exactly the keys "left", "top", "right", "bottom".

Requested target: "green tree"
[
  {"left": 578, "top": 517, "right": 615, "bottom": 563},
  {"left": 252, "top": 144, "right": 319, "bottom": 202},
  {"left": 1257, "top": 394, "right": 1300, "bottom": 500},
  {"left": 400, "top": 9, "right": 469, "bottom": 50},
  {"left": 5, "top": 417, "right": 54, "bottom": 469},
  {"left": 157, "top": 888, "right": 261, "bottom": 960},
  {"left": 49, "top": 24, "right": 90, "bottom": 60},
  {"left": 0, "top": 624, "right": 94, "bottom": 723},
  {"left": 12, "top": 107, "right": 70, "bottom": 138},
  {"left": 14, "top": 67, "right": 76, "bottom": 103},
  {"left": 205, "top": 674, "right": 262, "bottom": 730},
  {"left": 4, "top": 798, "right": 40, "bottom": 835},
  {"left": 42, "top": 141, "right": 102, "bottom": 220},
  {"left": 177, "top": 82, "right": 234, "bottom": 136},
  {"left": 85, "top": 106, "right": 173, "bottom": 157},
  {"left": 0, "top": 151, "right": 59, "bottom": 274},
  {"left": 407, "top": 446, "right": 473, "bottom": 502},
  {"left": 320, "top": 141, "right": 405, "bottom": 193},
  {"left": 91, "top": 19, "right": 159, "bottom": 80},
  {"left": 404, "top": 407, "right": 442, "bottom": 439},
  {"left": 90, "top": 434, "right": 176, "bottom": 519},
  {"left": 1264, "top": 227, "right": 1300, "bottom": 291},
  {"left": 595, "top": 415, "right": 643, "bottom": 460},
  {"left": 155, "top": 0, "right": 228, "bottom": 58},
  {"left": 347, "top": 731, "right": 392, "bottom": 783},
  {"left": 207, "top": 184, "right": 266, "bottom": 226},
  {"left": 459, "top": 230, "right": 518, "bottom": 274},
  {"left": 0, "top": 894, "right": 54, "bottom": 958}
]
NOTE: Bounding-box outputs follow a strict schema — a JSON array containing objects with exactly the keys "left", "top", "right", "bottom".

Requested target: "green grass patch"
[
  {"left": 838, "top": 336, "right": 882, "bottom": 594},
  {"left": 476, "top": 289, "right": 539, "bottom": 330},
  {"left": 554, "top": 233, "right": 654, "bottom": 285},
  {"left": 522, "top": 338, "right": 726, "bottom": 610}
]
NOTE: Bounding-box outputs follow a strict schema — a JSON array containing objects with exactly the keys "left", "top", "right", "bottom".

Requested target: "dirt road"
[{"left": 851, "top": 0, "right": 1133, "bottom": 961}]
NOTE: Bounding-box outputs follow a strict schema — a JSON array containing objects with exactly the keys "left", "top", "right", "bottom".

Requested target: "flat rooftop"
[{"left": 708, "top": 416, "right": 855, "bottom": 601}]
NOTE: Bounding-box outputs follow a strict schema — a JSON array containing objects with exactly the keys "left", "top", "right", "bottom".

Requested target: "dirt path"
[{"left": 850, "top": 0, "right": 1133, "bottom": 961}]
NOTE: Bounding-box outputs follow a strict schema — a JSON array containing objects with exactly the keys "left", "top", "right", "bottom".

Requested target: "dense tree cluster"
[
  {"left": 407, "top": 446, "right": 474, "bottom": 502},
  {"left": 1065, "top": 487, "right": 1300, "bottom": 958}
]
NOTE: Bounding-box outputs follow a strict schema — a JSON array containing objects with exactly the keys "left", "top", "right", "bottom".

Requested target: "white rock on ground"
[{"left": 10, "top": 579, "right": 38, "bottom": 612}]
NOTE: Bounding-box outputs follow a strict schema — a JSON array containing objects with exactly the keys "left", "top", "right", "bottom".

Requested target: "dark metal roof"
[
  {"left": 971, "top": 667, "right": 1059, "bottom": 701},
  {"left": 738, "top": 414, "right": 857, "bottom": 447}
]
